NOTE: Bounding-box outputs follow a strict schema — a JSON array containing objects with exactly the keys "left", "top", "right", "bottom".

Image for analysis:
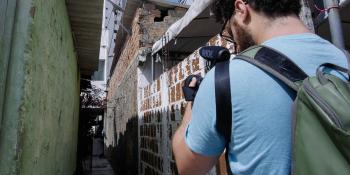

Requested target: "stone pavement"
[
  {"left": 91, "top": 138, "right": 115, "bottom": 175},
  {"left": 91, "top": 155, "right": 114, "bottom": 175}
]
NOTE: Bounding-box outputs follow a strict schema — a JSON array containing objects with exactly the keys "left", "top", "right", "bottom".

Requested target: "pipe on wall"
[
  {"left": 340, "top": 0, "right": 350, "bottom": 8},
  {"left": 323, "top": 0, "right": 345, "bottom": 49}
]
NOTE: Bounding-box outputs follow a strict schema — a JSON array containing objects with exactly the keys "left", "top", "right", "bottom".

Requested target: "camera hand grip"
[{"left": 182, "top": 74, "right": 203, "bottom": 101}]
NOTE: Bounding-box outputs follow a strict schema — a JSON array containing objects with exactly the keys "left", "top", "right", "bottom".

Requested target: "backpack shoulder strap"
[
  {"left": 215, "top": 60, "right": 232, "bottom": 143},
  {"left": 214, "top": 60, "right": 233, "bottom": 175},
  {"left": 237, "top": 45, "right": 308, "bottom": 91}
]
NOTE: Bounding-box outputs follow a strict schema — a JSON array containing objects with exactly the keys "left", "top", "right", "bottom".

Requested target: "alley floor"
[
  {"left": 91, "top": 156, "right": 114, "bottom": 175},
  {"left": 91, "top": 138, "right": 114, "bottom": 175}
]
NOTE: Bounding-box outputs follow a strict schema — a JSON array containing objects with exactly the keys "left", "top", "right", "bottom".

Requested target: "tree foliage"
[{"left": 80, "top": 79, "right": 106, "bottom": 108}]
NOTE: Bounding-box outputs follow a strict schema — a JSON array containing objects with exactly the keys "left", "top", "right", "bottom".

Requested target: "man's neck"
[{"left": 252, "top": 15, "right": 311, "bottom": 44}]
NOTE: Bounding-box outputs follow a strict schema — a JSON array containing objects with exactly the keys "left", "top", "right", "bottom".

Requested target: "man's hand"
[
  {"left": 182, "top": 74, "right": 203, "bottom": 101},
  {"left": 172, "top": 75, "right": 219, "bottom": 175},
  {"left": 189, "top": 76, "right": 198, "bottom": 87}
]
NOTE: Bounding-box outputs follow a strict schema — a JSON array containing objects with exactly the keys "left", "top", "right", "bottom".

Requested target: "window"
[{"left": 92, "top": 60, "right": 106, "bottom": 81}]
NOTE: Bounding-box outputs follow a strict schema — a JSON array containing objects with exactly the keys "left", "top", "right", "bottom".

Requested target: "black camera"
[
  {"left": 182, "top": 46, "right": 231, "bottom": 101},
  {"left": 199, "top": 46, "right": 231, "bottom": 70}
]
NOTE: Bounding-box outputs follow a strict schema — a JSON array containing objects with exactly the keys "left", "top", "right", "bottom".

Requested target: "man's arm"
[{"left": 172, "top": 100, "right": 219, "bottom": 175}]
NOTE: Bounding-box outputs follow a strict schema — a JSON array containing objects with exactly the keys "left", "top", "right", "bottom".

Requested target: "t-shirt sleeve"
[{"left": 184, "top": 68, "right": 226, "bottom": 156}]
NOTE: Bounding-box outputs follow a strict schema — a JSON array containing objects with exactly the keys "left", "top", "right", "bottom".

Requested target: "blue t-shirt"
[{"left": 185, "top": 33, "right": 348, "bottom": 175}]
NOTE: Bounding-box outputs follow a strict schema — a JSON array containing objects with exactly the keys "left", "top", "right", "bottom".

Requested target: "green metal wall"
[
  {"left": 0, "top": 0, "right": 80, "bottom": 174},
  {"left": 0, "top": 0, "right": 17, "bottom": 131}
]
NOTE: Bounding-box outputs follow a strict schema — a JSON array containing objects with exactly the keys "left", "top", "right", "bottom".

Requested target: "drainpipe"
[
  {"left": 323, "top": 0, "right": 345, "bottom": 49},
  {"left": 340, "top": 0, "right": 350, "bottom": 8}
]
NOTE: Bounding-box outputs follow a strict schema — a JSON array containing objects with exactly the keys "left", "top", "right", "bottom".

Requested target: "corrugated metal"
[{"left": 67, "top": 0, "right": 104, "bottom": 75}]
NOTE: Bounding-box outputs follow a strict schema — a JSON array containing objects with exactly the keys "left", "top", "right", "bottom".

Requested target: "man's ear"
[{"left": 233, "top": 0, "right": 250, "bottom": 24}]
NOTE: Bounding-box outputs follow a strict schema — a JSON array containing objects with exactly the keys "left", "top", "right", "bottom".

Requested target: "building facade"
[{"left": 105, "top": 0, "right": 349, "bottom": 174}]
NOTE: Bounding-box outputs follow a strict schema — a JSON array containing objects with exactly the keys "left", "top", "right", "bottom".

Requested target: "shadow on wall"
[
  {"left": 105, "top": 116, "right": 139, "bottom": 175},
  {"left": 76, "top": 109, "right": 100, "bottom": 175}
]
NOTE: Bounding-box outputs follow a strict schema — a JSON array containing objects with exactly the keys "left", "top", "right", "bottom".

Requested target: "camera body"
[
  {"left": 199, "top": 46, "right": 231, "bottom": 69},
  {"left": 182, "top": 46, "right": 231, "bottom": 101}
]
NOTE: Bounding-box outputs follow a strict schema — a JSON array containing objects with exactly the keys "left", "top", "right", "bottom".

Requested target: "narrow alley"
[
  {"left": 0, "top": 0, "right": 349, "bottom": 175},
  {"left": 91, "top": 138, "right": 114, "bottom": 175}
]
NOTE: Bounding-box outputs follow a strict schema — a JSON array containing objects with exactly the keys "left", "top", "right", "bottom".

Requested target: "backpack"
[{"left": 214, "top": 45, "right": 350, "bottom": 175}]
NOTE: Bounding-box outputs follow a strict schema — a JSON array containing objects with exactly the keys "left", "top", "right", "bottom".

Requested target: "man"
[{"left": 172, "top": 0, "right": 348, "bottom": 175}]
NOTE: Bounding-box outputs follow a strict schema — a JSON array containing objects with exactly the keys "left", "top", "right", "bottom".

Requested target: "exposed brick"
[
  {"left": 191, "top": 58, "right": 200, "bottom": 72},
  {"left": 143, "top": 3, "right": 156, "bottom": 11},
  {"left": 107, "top": 2, "right": 236, "bottom": 175},
  {"left": 178, "top": 64, "right": 184, "bottom": 81},
  {"left": 170, "top": 86, "right": 175, "bottom": 103},
  {"left": 185, "top": 63, "right": 191, "bottom": 76},
  {"left": 175, "top": 83, "right": 181, "bottom": 102},
  {"left": 152, "top": 9, "right": 161, "bottom": 18}
]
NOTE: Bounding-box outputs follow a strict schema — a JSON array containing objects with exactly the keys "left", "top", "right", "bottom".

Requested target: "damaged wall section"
[
  {"left": 137, "top": 35, "right": 233, "bottom": 175},
  {"left": 105, "top": 2, "right": 186, "bottom": 174}
]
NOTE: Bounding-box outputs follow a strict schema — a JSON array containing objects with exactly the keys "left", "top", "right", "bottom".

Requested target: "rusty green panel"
[
  {"left": 0, "top": 0, "right": 32, "bottom": 173},
  {"left": 0, "top": 0, "right": 17, "bottom": 131},
  {"left": 0, "top": 0, "right": 80, "bottom": 174}
]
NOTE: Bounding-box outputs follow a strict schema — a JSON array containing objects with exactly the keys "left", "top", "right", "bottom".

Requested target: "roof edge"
[{"left": 146, "top": 0, "right": 190, "bottom": 8}]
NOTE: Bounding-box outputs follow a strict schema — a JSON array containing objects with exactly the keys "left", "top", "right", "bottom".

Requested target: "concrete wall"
[{"left": 0, "top": 0, "right": 80, "bottom": 174}]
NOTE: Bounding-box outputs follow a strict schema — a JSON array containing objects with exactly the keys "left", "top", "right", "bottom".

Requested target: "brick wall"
[
  {"left": 106, "top": 3, "right": 186, "bottom": 174},
  {"left": 139, "top": 5, "right": 187, "bottom": 48},
  {"left": 108, "top": 2, "right": 314, "bottom": 174},
  {"left": 105, "top": 57, "right": 139, "bottom": 175},
  {"left": 137, "top": 36, "right": 235, "bottom": 174},
  {"left": 138, "top": 49, "right": 207, "bottom": 175},
  {"left": 107, "top": 4, "right": 233, "bottom": 173},
  {"left": 107, "top": 9, "right": 140, "bottom": 98},
  {"left": 108, "top": 4, "right": 186, "bottom": 98},
  {"left": 136, "top": 6, "right": 315, "bottom": 172}
]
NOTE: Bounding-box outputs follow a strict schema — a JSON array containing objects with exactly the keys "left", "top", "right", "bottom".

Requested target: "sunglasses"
[
  {"left": 219, "top": 19, "right": 234, "bottom": 43},
  {"left": 218, "top": 0, "right": 249, "bottom": 53},
  {"left": 219, "top": 19, "right": 239, "bottom": 54}
]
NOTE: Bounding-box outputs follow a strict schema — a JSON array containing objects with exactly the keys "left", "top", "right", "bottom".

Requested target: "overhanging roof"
[
  {"left": 153, "top": 0, "right": 350, "bottom": 55},
  {"left": 151, "top": 0, "right": 221, "bottom": 55},
  {"left": 67, "top": 0, "right": 104, "bottom": 76}
]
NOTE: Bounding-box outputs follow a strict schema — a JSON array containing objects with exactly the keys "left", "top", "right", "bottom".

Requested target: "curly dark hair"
[{"left": 212, "top": 0, "right": 302, "bottom": 22}]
